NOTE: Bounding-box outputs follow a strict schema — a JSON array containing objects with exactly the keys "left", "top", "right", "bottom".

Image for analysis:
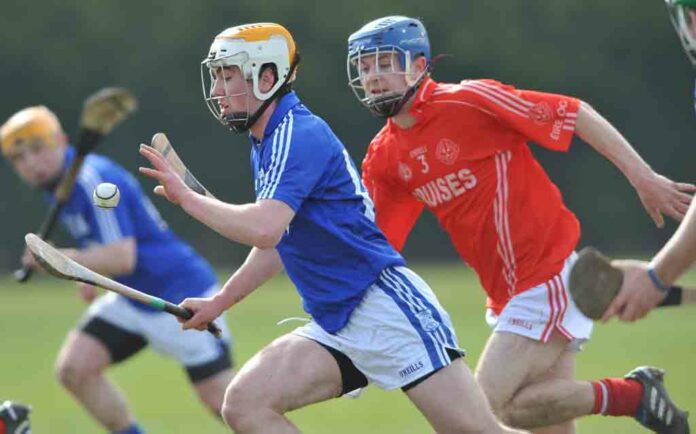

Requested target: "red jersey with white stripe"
[{"left": 362, "top": 78, "right": 581, "bottom": 313}]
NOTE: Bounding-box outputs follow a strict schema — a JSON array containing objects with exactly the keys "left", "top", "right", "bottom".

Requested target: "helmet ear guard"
[{"left": 227, "top": 51, "right": 300, "bottom": 133}]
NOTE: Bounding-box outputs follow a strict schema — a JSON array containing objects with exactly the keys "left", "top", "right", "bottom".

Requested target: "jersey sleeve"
[
  {"left": 256, "top": 121, "right": 333, "bottom": 212},
  {"left": 75, "top": 166, "right": 135, "bottom": 244},
  {"left": 362, "top": 142, "right": 424, "bottom": 251},
  {"left": 461, "top": 79, "right": 580, "bottom": 152}
]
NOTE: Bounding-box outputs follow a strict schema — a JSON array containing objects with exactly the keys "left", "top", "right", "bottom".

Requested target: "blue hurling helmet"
[{"left": 347, "top": 16, "right": 431, "bottom": 117}]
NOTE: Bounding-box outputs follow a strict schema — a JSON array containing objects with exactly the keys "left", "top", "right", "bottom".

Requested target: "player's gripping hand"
[
  {"left": 20, "top": 246, "right": 38, "bottom": 271},
  {"left": 178, "top": 296, "right": 227, "bottom": 332},
  {"left": 602, "top": 260, "right": 667, "bottom": 323},
  {"left": 0, "top": 400, "right": 31, "bottom": 434},
  {"left": 633, "top": 171, "right": 695, "bottom": 228},
  {"left": 138, "top": 144, "right": 193, "bottom": 206}
]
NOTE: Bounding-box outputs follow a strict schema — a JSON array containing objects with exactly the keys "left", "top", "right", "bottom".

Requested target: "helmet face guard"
[
  {"left": 347, "top": 46, "right": 428, "bottom": 117},
  {"left": 666, "top": 0, "right": 696, "bottom": 67},
  {"left": 201, "top": 55, "right": 256, "bottom": 134},
  {"left": 347, "top": 16, "right": 431, "bottom": 118}
]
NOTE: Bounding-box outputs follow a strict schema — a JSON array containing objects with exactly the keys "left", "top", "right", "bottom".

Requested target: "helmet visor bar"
[
  {"left": 347, "top": 46, "right": 410, "bottom": 111},
  {"left": 200, "top": 58, "right": 252, "bottom": 127}
]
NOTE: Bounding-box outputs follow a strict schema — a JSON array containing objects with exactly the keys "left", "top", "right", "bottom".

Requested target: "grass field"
[{"left": 1, "top": 264, "right": 694, "bottom": 433}]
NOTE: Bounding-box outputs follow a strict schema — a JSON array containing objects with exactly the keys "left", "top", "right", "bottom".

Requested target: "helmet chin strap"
[
  {"left": 369, "top": 55, "right": 446, "bottom": 118},
  {"left": 370, "top": 65, "right": 430, "bottom": 118},
  {"left": 224, "top": 52, "right": 301, "bottom": 133}
]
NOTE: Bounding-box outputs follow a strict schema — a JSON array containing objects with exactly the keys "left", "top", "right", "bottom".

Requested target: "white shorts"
[
  {"left": 486, "top": 252, "right": 593, "bottom": 351},
  {"left": 293, "top": 266, "right": 464, "bottom": 391},
  {"left": 81, "top": 286, "right": 232, "bottom": 369}
]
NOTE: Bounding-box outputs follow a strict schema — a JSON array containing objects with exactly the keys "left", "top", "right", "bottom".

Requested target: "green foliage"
[
  {"left": 1, "top": 265, "right": 695, "bottom": 433},
  {"left": 0, "top": 0, "right": 693, "bottom": 268}
]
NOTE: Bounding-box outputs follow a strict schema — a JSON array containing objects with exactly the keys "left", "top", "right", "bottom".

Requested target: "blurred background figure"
[
  {"left": 0, "top": 400, "right": 31, "bottom": 434},
  {"left": 0, "top": 106, "right": 234, "bottom": 434}
]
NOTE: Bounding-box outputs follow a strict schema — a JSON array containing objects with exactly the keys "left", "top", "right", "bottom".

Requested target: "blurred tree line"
[{"left": 0, "top": 0, "right": 693, "bottom": 270}]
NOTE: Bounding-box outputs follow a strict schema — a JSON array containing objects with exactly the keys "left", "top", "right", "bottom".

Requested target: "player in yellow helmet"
[
  {"left": 2, "top": 105, "right": 235, "bottom": 434},
  {"left": 140, "top": 22, "right": 527, "bottom": 433}
]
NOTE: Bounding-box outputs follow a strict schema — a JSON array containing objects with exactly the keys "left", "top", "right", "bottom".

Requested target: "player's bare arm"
[
  {"left": 574, "top": 101, "right": 695, "bottom": 226},
  {"left": 139, "top": 144, "right": 295, "bottom": 248},
  {"left": 180, "top": 247, "right": 284, "bottom": 331},
  {"left": 604, "top": 198, "right": 696, "bottom": 321},
  {"left": 23, "top": 237, "right": 136, "bottom": 277}
]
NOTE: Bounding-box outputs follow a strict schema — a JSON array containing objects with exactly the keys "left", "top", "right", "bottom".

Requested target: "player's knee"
[
  {"left": 221, "top": 397, "right": 259, "bottom": 431},
  {"left": 220, "top": 383, "right": 256, "bottom": 430},
  {"left": 55, "top": 359, "right": 86, "bottom": 390},
  {"left": 55, "top": 356, "right": 103, "bottom": 391}
]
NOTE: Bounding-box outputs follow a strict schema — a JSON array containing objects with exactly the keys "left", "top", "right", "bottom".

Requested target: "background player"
[
  {"left": 599, "top": 0, "right": 696, "bottom": 322},
  {"left": 0, "top": 400, "right": 31, "bottom": 434},
  {"left": 1, "top": 106, "right": 233, "bottom": 434},
  {"left": 348, "top": 15, "right": 693, "bottom": 434},
  {"left": 139, "top": 22, "right": 526, "bottom": 434}
]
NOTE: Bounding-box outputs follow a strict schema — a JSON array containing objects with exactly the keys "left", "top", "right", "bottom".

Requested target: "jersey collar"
[
  {"left": 387, "top": 77, "right": 437, "bottom": 128},
  {"left": 263, "top": 90, "right": 302, "bottom": 138}
]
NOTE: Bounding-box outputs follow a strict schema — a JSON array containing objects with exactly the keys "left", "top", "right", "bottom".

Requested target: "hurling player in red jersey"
[{"left": 348, "top": 16, "right": 694, "bottom": 434}]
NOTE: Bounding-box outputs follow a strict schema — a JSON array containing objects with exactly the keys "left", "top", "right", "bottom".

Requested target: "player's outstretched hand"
[
  {"left": 179, "top": 296, "right": 226, "bottom": 332},
  {"left": 139, "top": 144, "right": 192, "bottom": 206},
  {"left": 602, "top": 259, "right": 667, "bottom": 323},
  {"left": 634, "top": 172, "right": 695, "bottom": 227}
]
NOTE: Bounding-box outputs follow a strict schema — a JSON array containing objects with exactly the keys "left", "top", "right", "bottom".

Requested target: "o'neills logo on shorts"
[
  {"left": 507, "top": 317, "right": 533, "bottom": 330},
  {"left": 412, "top": 169, "right": 477, "bottom": 208},
  {"left": 399, "top": 361, "right": 425, "bottom": 378}
]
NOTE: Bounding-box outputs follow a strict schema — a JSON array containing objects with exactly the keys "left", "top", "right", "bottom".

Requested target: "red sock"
[
  {"left": 0, "top": 418, "right": 6, "bottom": 434},
  {"left": 591, "top": 378, "right": 644, "bottom": 416}
]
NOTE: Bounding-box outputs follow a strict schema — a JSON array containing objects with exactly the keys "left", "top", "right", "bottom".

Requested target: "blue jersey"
[
  {"left": 250, "top": 91, "right": 405, "bottom": 333},
  {"left": 55, "top": 147, "right": 217, "bottom": 311}
]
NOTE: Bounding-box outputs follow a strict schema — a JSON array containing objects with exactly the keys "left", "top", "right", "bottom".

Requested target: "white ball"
[{"left": 93, "top": 182, "right": 120, "bottom": 209}]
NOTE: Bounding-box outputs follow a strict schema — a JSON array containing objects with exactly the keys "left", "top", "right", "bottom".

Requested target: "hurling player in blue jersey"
[
  {"left": 139, "top": 23, "right": 526, "bottom": 434},
  {"left": 1, "top": 106, "right": 233, "bottom": 434}
]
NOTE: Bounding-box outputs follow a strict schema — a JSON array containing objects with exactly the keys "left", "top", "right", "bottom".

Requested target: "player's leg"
[
  {"left": 55, "top": 294, "right": 146, "bottom": 432},
  {"left": 405, "top": 358, "right": 527, "bottom": 433},
  {"left": 508, "top": 347, "right": 578, "bottom": 434},
  {"left": 137, "top": 300, "right": 235, "bottom": 417},
  {"left": 476, "top": 254, "right": 688, "bottom": 432},
  {"left": 475, "top": 330, "right": 591, "bottom": 432},
  {"left": 297, "top": 265, "right": 524, "bottom": 433},
  {"left": 220, "top": 334, "right": 344, "bottom": 433},
  {"left": 191, "top": 370, "right": 233, "bottom": 417}
]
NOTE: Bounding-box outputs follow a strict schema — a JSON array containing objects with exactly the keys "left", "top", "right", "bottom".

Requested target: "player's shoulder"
[
  {"left": 430, "top": 78, "right": 511, "bottom": 101},
  {"left": 365, "top": 124, "right": 390, "bottom": 156},
  {"left": 83, "top": 153, "right": 128, "bottom": 175},
  {"left": 426, "top": 78, "right": 525, "bottom": 119},
  {"left": 363, "top": 124, "right": 395, "bottom": 171},
  {"left": 284, "top": 105, "right": 344, "bottom": 154}
]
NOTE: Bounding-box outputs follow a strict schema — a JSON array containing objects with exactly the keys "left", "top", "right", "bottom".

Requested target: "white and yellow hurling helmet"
[{"left": 201, "top": 23, "right": 297, "bottom": 129}]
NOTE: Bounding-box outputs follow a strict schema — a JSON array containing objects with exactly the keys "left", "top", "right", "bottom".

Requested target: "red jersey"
[{"left": 362, "top": 78, "right": 581, "bottom": 313}]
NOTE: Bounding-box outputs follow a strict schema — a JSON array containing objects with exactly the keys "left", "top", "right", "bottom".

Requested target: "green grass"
[{"left": 1, "top": 264, "right": 694, "bottom": 433}]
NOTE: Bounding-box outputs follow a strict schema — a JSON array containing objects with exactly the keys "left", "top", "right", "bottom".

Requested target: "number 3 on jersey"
[{"left": 416, "top": 154, "right": 429, "bottom": 174}]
